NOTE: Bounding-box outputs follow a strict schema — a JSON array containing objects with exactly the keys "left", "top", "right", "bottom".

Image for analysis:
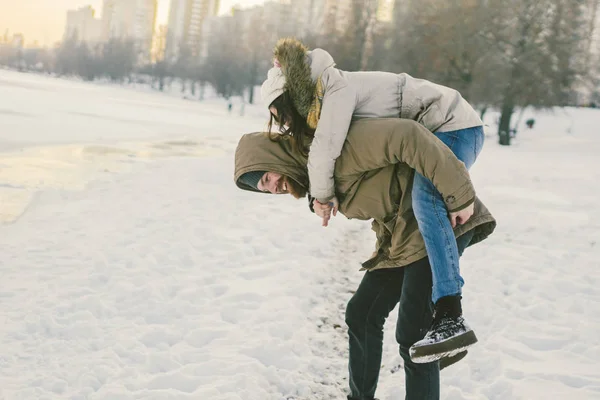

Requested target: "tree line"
[{"left": 1, "top": 0, "right": 598, "bottom": 144}]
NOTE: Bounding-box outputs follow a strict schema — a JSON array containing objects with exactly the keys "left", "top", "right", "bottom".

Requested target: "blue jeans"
[
  {"left": 346, "top": 232, "right": 475, "bottom": 400},
  {"left": 411, "top": 126, "right": 484, "bottom": 303}
]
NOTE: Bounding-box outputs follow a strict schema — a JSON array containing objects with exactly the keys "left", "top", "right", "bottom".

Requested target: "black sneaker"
[
  {"left": 347, "top": 397, "right": 379, "bottom": 400},
  {"left": 409, "top": 295, "right": 477, "bottom": 363},
  {"left": 440, "top": 350, "right": 468, "bottom": 370}
]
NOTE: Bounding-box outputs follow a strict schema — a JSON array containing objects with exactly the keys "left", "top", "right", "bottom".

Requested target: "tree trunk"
[
  {"left": 512, "top": 106, "right": 527, "bottom": 137},
  {"left": 498, "top": 101, "right": 514, "bottom": 146},
  {"left": 247, "top": 55, "right": 258, "bottom": 105},
  {"left": 198, "top": 82, "right": 205, "bottom": 100},
  {"left": 248, "top": 84, "right": 254, "bottom": 104},
  {"left": 480, "top": 106, "right": 488, "bottom": 121}
]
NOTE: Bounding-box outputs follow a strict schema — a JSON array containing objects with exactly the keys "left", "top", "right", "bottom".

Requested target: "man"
[{"left": 234, "top": 118, "right": 496, "bottom": 400}]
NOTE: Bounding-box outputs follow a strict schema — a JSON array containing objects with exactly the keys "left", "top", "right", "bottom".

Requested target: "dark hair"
[{"left": 267, "top": 92, "right": 315, "bottom": 156}]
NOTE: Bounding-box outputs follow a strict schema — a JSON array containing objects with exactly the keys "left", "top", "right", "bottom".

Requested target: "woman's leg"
[
  {"left": 397, "top": 231, "right": 475, "bottom": 399},
  {"left": 409, "top": 126, "right": 484, "bottom": 361},
  {"left": 410, "top": 126, "right": 484, "bottom": 302}
]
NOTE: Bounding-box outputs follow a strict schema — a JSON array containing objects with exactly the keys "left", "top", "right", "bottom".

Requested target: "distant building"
[
  {"left": 64, "top": 6, "right": 103, "bottom": 44},
  {"left": 11, "top": 33, "right": 25, "bottom": 49},
  {"left": 198, "top": 14, "right": 222, "bottom": 62},
  {"left": 199, "top": 1, "right": 291, "bottom": 63},
  {"left": 101, "top": 0, "right": 116, "bottom": 41},
  {"left": 151, "top": 24, "right": 168, "bottom": 62},
  {"left": 1, "top": 30, "right": 9, "bottom": 44},
  {"left": 104, "top": 0, "right": 158, "bottom": 63},
  {"left": 165, "top": 0, "right": 220, "bottom": 62}
]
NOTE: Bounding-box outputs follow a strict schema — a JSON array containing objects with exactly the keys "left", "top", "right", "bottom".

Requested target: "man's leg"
[
  {"left": 346, "top": 267, "right": 405, "bottom": 400},
  {"left": 397, "top": 231, "right": 475, "bottom": 400},
  {"left": 396, "top": 258, "right": 439, "bottom": 400}
]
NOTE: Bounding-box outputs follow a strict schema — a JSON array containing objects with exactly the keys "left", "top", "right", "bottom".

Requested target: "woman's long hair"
[{"left": 267, "top": 92, "right": 315, "bottom": 156}]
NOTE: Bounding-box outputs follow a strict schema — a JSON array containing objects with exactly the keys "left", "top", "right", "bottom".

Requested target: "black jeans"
[{"left": 345, "top": 231, "right": 474, "bottom": 400}]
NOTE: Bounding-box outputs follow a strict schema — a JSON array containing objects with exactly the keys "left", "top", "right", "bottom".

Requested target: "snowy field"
[{"left": 0, "top": 69, "right": 599, "bottom": 400}]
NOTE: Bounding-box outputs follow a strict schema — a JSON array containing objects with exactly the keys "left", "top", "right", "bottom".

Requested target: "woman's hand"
[
  {"left": 449, "top": 202, "right": 475, "bottom": 228},
  {"left": 314, "top": 197, "right": 339, "bottom": 227}
]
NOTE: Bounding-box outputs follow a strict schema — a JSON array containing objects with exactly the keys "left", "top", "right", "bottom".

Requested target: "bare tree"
[
  {"left": 242, "top": 9, "right": 271, "bottom": 104},
  {"left": 172, "top": 43, "right": 194, "bottom": 93},
  {"left": 388, "top": 0, "right": 492, "bottom": 100},
  {"left": 139, "top": 60, "right": 171, "bottom": 91},
  {"left": 243, "top": 2, "right": 296, "bottom": 104},
  {"left": 363, "top": 22, "right": 393, "bottom": 71},
  {"left": 100, "top": 38, "right": 136, "bottom": 83},
  {"left": 75, "top": 43, "right": 98, "bottom": 81},
  {"left": 307, "top": 1, "right": 343, "bottom": 55},
  {"left": 483, "top": 0, "right": 592, "bottom": 144},
  {"left": 55, "top": 37, "right": 80, "bottom": 76},
  {"left": 203, "top": 16, "right": 247, "bottom": 99},
  {"left": 332, "top": 0, "right": 379, "bottom": 71},
  {"left": 388, "top": 0, "right": 593, "bottom": 144},
  {"left": 0, "top": 44, "right": 19, "bottom": 68}
]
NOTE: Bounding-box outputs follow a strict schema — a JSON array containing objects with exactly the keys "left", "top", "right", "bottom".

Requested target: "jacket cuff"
[
  {"left": 309, "top": 187, "right": 335, "bottom": 204},
  {"left": 445, "top": 181, "right": 476, "bottom": 213},
  {"left": 308, "top": 195, "right": 315, "bottom": 213},
  {"left": 316, "top": 195, "right": 334, "bottom": 204},
  {"left": 447, "top": 195, "right": 475, "bottom": 213}
]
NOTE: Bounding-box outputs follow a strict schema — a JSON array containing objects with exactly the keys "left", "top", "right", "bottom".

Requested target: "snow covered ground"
[{"left": 0, "top": 69, "right": 599, "bottom": 400}]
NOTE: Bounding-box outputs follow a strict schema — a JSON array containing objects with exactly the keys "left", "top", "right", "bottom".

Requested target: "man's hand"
[
  {"left": 314, "top": 197, "right": 339, "bottom": 227},
  {"left": 449, "top": 202, "right": 475, "bottom": 228}
]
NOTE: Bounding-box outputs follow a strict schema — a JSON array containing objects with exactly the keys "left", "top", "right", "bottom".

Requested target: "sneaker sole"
[
  {"left": 440, "top": 350, "right": 468, "bottom": 370},
  {"left": 410, "top": 330, "right": 478, "bottom": 364}
]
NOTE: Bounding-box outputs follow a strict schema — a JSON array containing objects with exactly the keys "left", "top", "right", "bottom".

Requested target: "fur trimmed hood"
[{"left": 273, "top": 38, "right": 335, "bottom": 118}]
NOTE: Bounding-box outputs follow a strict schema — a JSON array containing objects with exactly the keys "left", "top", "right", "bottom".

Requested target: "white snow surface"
[{"left": 1, "top": 69, "right": 599, "bottom": 400}]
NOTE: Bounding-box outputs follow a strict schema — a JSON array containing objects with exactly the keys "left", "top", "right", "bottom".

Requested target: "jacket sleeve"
[
  {"left": 307, "top": 81, "right": 357, "bottom": 203},
  {"left": 338, "top": 119, "right": 475, "bottom": 212}
]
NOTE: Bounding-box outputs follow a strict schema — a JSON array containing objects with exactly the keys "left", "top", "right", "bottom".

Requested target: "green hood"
[{"left": 234, "top": 132, "right": 309, "bottom": 193}]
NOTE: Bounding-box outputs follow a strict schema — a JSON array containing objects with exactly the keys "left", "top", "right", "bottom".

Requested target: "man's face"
[{"left": 257, "top": 172, "right": 289, "bottom": 194}]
